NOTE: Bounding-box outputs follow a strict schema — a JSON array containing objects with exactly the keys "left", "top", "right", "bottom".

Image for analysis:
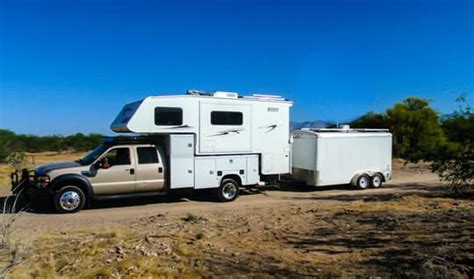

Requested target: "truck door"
[
  {"left": 90, "top": 146, "right": 136, "bottom": 195},
  {"left": 135, "top": 146, "right": 165, "bottom": 192}
]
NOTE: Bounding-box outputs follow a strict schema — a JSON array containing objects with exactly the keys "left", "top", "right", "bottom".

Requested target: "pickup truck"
[{"left": 11, "top": 136, "right": 242, "bottom": 213}]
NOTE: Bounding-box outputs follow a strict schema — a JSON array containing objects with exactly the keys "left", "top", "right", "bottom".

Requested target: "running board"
[{"left": 93, "top": 191, "right": 167, "bottom": 201}]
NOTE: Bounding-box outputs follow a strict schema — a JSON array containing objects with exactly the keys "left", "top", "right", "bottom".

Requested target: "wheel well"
[
  {"left": 350, "top": 173, "right": 368, "bottom": 186},
  {"left": 52, "top": 179, "right": 91, "bottom": 200},
  {"left": 374, "top": 172, "right": 386, "bottom": 182},
  {"left": 221, "top": 174, "right": 242, "bottom": 186}
]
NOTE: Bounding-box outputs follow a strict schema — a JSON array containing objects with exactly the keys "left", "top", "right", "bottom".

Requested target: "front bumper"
[{"left": 11, "top": 169, "right": 52, "bottom": 196}]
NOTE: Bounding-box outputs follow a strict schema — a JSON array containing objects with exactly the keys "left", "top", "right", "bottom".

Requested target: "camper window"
[
  {"left": 211, "top": 111, "right": 243, "bottom": 126},
  {"left": 154, "top": 107, "right": 183, "bottom": 126}
]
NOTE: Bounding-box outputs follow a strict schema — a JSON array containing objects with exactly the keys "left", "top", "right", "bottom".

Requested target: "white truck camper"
[
  {"left": 291, "top": 127, "right": 392, "bottom": 189},
  {"left": 111, "top": 90, "right": 293, "bottom": 193}
]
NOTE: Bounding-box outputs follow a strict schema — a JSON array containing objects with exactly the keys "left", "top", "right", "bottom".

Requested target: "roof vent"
[
  {"left": 186, "top": 89, "right": 208, "bottom": 95},
  {"left": 213, "top": 91, "right": 239, "bottom": 98}
]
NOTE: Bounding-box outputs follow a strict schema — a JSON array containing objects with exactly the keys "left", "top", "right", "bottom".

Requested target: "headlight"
[{"left": 37, "top": 175, "right": 51, "bottom": 187}]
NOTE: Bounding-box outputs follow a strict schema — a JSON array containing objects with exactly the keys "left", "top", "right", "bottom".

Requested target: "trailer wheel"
[
  {"left": 215, "top": 178, "right": 240, "bottom": 202},
  {"left": 356, "top": 175, "right": 370, "bottom": 190},
  {"left": 54, "top": 185, "right": 85, "bottom": 213},
  {"left": 371, "top": 174, "right": 383, "bottom": 188}
]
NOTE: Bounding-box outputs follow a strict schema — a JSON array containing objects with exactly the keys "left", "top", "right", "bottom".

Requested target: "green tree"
[
  {"left": 386, "top": 97, "right": 445, "bottom": 162},
  {"left": 0, "top": 129, "right": 17, "bottom": 161},
  {"left": 350, "top": 111, "right": 386, "bottom": 129},
  {"left": 432, "top": 96, "right": 474, "bottom": 194}
]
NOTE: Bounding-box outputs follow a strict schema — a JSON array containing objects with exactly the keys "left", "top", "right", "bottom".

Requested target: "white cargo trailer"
[{"left": 291, "top": 127, "right": 392, "bottom": 189}]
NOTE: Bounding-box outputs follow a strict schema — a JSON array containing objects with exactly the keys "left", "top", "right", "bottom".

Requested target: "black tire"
[
  {"left": 371, "top": 173, "right": 384, "bottom": 188},
  {"left": 356, "top": 174, "right": 370, "bottom": 190},
  {"left": 214, "top": 178, "right": 240, "bottom": 202},
  {"left": 54, "top": 185, "right": 86, "bottom": 213}
]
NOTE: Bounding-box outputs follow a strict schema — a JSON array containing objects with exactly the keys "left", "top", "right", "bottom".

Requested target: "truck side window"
[
  {"left": 137, "top": 147, "right": 159, "bottom": 164},
  {"left": 211, "top": 111, "right": 243, "bottom": 125},
  {"left": 155, "top": 107, "right": 183, "bottom": 126},
  {"left": 103, "top": 148, "right": 130, "bottom": 166}
]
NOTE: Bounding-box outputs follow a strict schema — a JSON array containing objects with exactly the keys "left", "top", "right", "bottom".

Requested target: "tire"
[
  {"left": 356, "top": 175, "right": 370, "bottom": 190},
  {"left": 215, "top": 178, "right": 240, "bottom": 202},
  {"left": 371, "top": 174, "right": 383, "bottom": 188},
  {"left": 54, "top": 185, "right": 86, "bottom": 213}
]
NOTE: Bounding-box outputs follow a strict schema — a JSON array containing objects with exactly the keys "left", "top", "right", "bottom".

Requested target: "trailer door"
[{"left": 199, "top": 102, "right": 251, "bottom": 153}]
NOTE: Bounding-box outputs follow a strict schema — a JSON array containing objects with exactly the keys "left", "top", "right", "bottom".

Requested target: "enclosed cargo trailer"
[{"left": 291, "top": 127, "right": 392, "bottom": 189}]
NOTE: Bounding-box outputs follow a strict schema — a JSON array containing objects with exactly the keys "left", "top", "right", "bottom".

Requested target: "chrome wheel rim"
[
  {"left": 222, "top": 183, "right": 237, "bottom": 200},
  {"left": 359, "top": 176, "right": 369, "bottom": 189},
  {"left": 372, "top": 176, "right": 382, "bottom": 187},
  {"left": 59, "top": 191, "right": 81, "bottom": 211}
]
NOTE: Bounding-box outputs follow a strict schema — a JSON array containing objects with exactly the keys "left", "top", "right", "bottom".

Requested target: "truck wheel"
[
  {"left": 371, "top": 174, "right": 383, "bottom": 188},
  {"left": 215, "top": 178, "right": 239, "bottom": 202},
  {"left": 54, "top": 185, "right": 85, "bottom": 213},
  {"left": 356, "top": 175, "right": 370, "bottom": 190}
]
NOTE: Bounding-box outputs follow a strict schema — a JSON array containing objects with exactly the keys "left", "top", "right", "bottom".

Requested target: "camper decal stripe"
[
  {"left": 167, "top": 125, "right": 192, "bottom": 129},
  {"left": 258, "top": 124, "right": 278, "bottom": 133},
  {"left": 210, "top": 129, "right": 242, "bottom": 136}
]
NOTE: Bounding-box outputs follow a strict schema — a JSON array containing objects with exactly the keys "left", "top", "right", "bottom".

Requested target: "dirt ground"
[{"left": 0, "top": 153, "right": 473, "bottom": 278}]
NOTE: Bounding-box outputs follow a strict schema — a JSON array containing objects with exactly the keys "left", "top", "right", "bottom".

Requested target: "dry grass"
[
  {"left": 6, "top": 227, "right": 207, "bottom": 278},
  {"left": 1, "top": 191, "right": 473, "bottom": 278},
  {"left": 0, "top": 152, "right": 88, "bottom": 195}
]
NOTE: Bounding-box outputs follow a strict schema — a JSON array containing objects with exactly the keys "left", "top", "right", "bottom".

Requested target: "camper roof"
[{"left": 143, "top": 90, "right": 292, "bottom": 104}]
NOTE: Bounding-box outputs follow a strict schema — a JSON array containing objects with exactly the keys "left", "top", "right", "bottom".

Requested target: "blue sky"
[{"left": 1, "top": 0, "right": 473, "bottom": 135}]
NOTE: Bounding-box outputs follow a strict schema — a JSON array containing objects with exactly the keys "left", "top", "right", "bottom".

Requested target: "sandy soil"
[{"left": 0, "top": 154, "right": 473, "bottom": 278}]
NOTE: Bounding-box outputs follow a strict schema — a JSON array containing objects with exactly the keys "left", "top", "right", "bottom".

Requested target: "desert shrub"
[
  {"left": 195, "top": 230, "right": 205, "bottom": 240},
  {"left": 0, "top": 130, "right": 104, "bottom": 161},
  {"left": 183, "top": 213, "right": 199, "bottom": 222},
  {"left": 432, "top": 97, "right": 474, "bottom": 195},
  {"left": 5, "top": 152, "right": 28, "bottom": 171}
]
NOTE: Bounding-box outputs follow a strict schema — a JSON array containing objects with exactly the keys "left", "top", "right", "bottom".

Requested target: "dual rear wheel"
[{"left": 214, "top": 178, "right": 240, "bottom": 202}]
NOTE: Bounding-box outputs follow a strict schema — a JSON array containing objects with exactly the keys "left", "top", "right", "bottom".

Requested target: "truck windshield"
[{"left": 77, "top": 145, "right": 109, "bottom": 165}]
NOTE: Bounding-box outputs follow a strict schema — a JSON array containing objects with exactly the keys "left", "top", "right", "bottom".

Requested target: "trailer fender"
[{"left": 350, "top": 171, "right": 371, "bottom": 186}]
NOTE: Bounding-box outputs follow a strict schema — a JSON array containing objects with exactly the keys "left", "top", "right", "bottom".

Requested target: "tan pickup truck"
[{"left": 11, "top": 136, "right": 242, "bottom": 213}]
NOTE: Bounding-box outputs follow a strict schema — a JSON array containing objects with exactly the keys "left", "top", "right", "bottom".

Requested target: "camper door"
[{"left": 199, "top": 102, "right": 251, "bottom": 153}]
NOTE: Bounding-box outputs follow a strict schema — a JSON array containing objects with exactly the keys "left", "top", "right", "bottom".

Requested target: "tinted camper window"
[
  {"left": 154, "top": 107, "right": 183, "bottom": 126},
  {"left": 211, "top": 111, "right": 243, "bottom": 125}
]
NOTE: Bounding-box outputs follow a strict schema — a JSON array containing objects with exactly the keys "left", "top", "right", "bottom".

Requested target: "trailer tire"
[
  {"left": 215, "top": 178, "right": 239, "bottom": 202},
  {"left": 371, "top": 174, "right": 383, "bottom": 188},
  {"left": 356, "top": 174, "right": 370, "bottom": 190},
  {"left": 54, "top": 185, "right": 85, "bottom": 213}
]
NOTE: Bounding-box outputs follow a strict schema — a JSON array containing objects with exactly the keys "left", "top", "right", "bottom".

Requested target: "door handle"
[
  {"left": 125, "top": 168, "right": 135, "bottom": 175},
  {"left": 158, "top": 167, "right": 163, "bottom": 173}
]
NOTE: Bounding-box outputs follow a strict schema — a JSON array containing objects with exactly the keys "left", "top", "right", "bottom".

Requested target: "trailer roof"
[{"left": 293, "top": 128, "right": 391, "bottom": 138}]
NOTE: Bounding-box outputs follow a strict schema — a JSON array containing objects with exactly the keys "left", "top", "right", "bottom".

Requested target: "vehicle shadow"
[
  {"left": 287, "top": 182, "right": 474, "bottom": 203},
  {"left": 0, "top": 194, "right": 31, "bottom": 214}
]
